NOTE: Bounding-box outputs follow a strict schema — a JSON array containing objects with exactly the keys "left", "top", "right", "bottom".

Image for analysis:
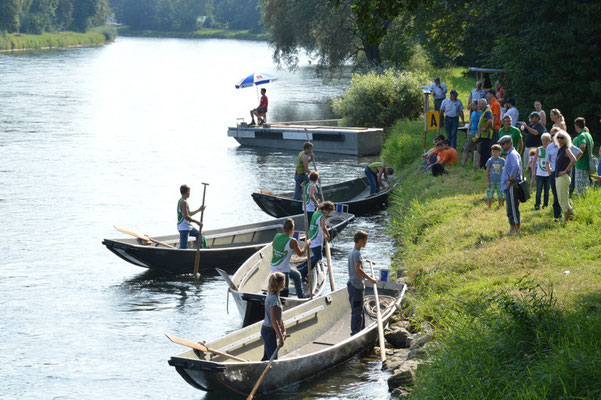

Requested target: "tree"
[{"left": 0, "top": 0, "right": 21, "bottom": 32}]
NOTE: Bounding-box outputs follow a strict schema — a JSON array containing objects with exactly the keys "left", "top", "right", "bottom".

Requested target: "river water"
[{"left": 0, "top": 37, "right": 394, "bottom": 399}]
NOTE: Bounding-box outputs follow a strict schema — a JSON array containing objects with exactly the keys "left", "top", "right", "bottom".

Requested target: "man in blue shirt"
[
  {"left": 499, "top": 135, "right": 523, "bottom": 235},
  {"left": 430, "top": 77, "right": 447, "bottom": 111}
]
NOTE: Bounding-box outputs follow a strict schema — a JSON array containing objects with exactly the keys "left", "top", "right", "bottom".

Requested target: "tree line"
[{"left": 261, "top": 0, "right": 601, "bottom": 136}]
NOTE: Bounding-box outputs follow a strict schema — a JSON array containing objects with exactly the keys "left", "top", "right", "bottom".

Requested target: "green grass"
[
  {"left": 0, "top": 26, "right": 115, "bottom": 51},
  {"left": 117, "top": 27, "right": 268, "bottom": 41},
  {"left": 382, "top": 118, "right": 601, "bottom": 399}
]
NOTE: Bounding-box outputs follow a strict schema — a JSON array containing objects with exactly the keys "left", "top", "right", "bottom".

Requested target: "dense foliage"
[
  {"left": 0, "top": 0, "right": 110, "bottom": 33},
  {"left": 332, "top": 69, "right": 426, "bottom": 128}
]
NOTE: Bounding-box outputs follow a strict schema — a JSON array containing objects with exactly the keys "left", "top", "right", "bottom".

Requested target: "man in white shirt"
[
  {"left": 504, "top": 98, "right": 519, "bottom": 126},
  {"left": 430, "top": 77, "right": 447, "bottom": 111},
  {"left": 468, "top": 81, "right": 485, "bottom": 105}
]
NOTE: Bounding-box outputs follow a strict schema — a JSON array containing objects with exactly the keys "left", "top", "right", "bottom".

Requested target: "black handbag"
[{"left": 514, "top": 176, "right": 530, "bottom": 203}]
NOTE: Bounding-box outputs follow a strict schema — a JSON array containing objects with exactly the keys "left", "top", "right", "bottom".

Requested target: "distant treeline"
[
  {"left": 0, "top": 0, "right": 110, "bottom": 33},
  {"left": 109, "top": 0, "right": 261, "bottom": 33}
]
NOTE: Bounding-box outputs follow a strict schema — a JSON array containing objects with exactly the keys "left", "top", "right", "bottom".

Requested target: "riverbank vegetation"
[
  {"left": 117, "top": 27, "right": 266, "bottom": 41},
  {"left": 381, "top": 118, "right": 601, "bottom": 398},
  {"left": 0, "top": 26, "right": 115, "bottom": 51}
]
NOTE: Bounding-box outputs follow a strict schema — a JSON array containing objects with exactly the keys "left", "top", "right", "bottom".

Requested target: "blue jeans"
[
  {"left": 505, "top": 187, "right": 520, "bottom": 226},
  {"left": 364, "top": 166, "right": 379, "bottom": 194},
  {"left": 549, "top": 175, "right": 562, "bottom": 219},
  {"left": 535, "top": 175, "right": 550, "bottom": 208},
  {"left": 298, "top": 246, "right": 322, "bottom": 278},
  {"left": 261, "top": 325, "right": 278, "bottom": 361},
  {"left": 445, "top": 116, "right": 459, "bottom": 149},
  {"left": 294, "top": 174, "right": 309, "bottom": 200},
  {"left": 179, "top": 227, "right": 198, "bottom": 249},
  {"left": 347, "top": 282, "right": 365, "bottom": 335},
  {"left": 282, "top": 269, "right": 305, "bottom": 298}
]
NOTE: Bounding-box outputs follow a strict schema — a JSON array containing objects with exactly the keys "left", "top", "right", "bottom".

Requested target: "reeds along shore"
[{"left": 0, "top": 27, "right": 115, "bottom": 52}]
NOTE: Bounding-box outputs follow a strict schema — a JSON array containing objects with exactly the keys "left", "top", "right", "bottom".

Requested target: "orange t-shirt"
[
  {"left": 490, "top": 98, "right": 501, "bottom": 130},
  {"left": 439, "top": 147, "right": 458, "bottom": 166}
]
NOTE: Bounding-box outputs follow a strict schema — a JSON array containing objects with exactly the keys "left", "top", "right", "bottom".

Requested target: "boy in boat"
[
  {"left": 262, "top": 272, "right": 287, "bottom": 360},
  {"left": 298, "top": 201, "right": 335, "bottom": 280},
  {"left": 347, "top": 230, "right": 378, "bottom": 335},
  {"left": 271, "top": 218, "right": 311, "bottom": 298},
  {"left": 304, "top": 171, "right": 321, "bottom": 223},
  {"left": 294, "top": 142, "right": 314, "bottom": 200},
  {"left": 250, "top": 88, "right": 268, "bottom": 126},
  {"left": 177, "top": 184, "right": 206, "bottom": 249},
  {"left": 364, "top": 162, "right": 394, "bottom": 194}
]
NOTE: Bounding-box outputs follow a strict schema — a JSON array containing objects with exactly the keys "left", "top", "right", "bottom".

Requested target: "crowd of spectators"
[{"left": 423, "top": 77, "right": 600, "bottom": 232}]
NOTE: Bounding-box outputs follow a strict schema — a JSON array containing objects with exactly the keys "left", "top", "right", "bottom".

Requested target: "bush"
[{"left": 332, "top": 69, "right": 427, "bottom": 128}]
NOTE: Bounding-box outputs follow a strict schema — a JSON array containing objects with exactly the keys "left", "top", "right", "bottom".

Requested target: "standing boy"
[
  {"left": 294, "top": 142, "right": 314, "bottom": 200},
  {"left": 270, "top": 218, "right": 311, "bottom": 298},
  {"left": 177, "top": 184, "right": 206, "bottom": 249},
  {"left": 347, "top": 230, "right": 378, "bottom": 335},
  {"left": 304, "top": 171, "right": 320, "bottom": 223},
  {"left": 485, "top": 144, "right": 505, "bottom": 208}
]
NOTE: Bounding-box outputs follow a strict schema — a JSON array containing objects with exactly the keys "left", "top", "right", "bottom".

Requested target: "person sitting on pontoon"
[
  {"left": 271, "top": 218, "right": 311, "bottom": 299},
  {"left": 250, "top": 88, "right": 268, "bottom": 126}
]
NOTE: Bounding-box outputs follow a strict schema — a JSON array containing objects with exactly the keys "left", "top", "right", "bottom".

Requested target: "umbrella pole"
[{"left": 255, "top": 85, "right": 260, "bottom": 103}]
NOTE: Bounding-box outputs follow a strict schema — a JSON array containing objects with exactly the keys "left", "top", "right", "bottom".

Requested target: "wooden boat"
[
  {"left": 168, "top": 281, "right": 407, "bottom": 396},
  {"left": 252, "top": 177, "right": 395, "bottom": 218},
  {"left": 102, "top": 212, "right": 354, "bottom": 274},
  {"left": 217, "top": 243, "right": 327, "bottom": 326}
]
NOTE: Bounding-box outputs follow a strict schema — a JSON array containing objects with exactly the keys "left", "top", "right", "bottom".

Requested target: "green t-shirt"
[
  {"left": 573, "top": 130, "right": 593, "bottom": 170},
  {"left": 368, "top": 162, "right": 384, "bottom": 173},
  {"left": 500, "top": 126, "right": 522, "bottom": 150}
]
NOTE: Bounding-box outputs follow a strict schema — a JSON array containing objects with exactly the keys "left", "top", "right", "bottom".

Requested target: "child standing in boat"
[
  {"left": 304, "top": 171, "right": 320, "bottom": 223},
  {"left": 261, "top": 272, "right": 287, "bottom": 360},
  {"left": 298, "top": 201, "right": 335, "bottom": 280},
  {"left": 347, "top": 230, "right": 378, "bottom": 335},
  {"left": 177, "top": 184, "right": 206, "bottom": 249},
  {"left": 271, "top": 218, "right": 311, "bottom": 298}
]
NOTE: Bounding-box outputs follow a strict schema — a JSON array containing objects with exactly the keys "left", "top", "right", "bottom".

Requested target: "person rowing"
[
  {"left": 293, "top": 142, "right": 314, "bottom": 200},
  {"left": 261, "top": 272, "right": 286, "bottom": 360},
  {"left": 298, "top": 201, "right": 335, "bottom": 280},
  {"left": 177, "top": 184, "right": 206, "bottom": 249},
  {"left": 271, "top": 218, "right": 311, "bottom": 299}
]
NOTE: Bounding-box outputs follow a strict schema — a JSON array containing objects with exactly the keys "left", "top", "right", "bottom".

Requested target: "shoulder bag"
[{"left": 585, "top": 133, "right": 598, "bottom": 174}]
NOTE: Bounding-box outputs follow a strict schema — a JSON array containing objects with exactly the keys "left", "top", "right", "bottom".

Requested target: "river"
[{"left": 0, "top": 37, "right": 394, "bottom": 399}]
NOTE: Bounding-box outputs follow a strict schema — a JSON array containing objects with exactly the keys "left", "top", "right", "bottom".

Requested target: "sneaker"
[{"left": 534, "top": 205, "right": 540, "bottom": 210}]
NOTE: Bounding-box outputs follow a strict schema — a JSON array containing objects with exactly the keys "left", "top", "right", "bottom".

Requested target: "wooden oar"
[
  {"left": 301, "top": 182, "right": 313, "bottom": 299},
  {"left": 366, "top": 259, "right": 386, "bottom": 362},
  {"left": 193, "top": 182, "right": 209, "bottom": 283},
  {"left": 246, "top": 344, "right": 281, "bottom": 400},
  {"left": 113, "top": 225, "right": 175, "bottom": 248},
  {"left": 304, "top": 128, "right": 335, "bottom": 292},
  {"left": 165, "top": 333, "right": 247, "bottom": 362}
]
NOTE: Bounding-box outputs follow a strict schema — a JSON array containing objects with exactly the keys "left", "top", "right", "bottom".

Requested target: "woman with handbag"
[{"left": 553, "top": 131, "right": 577, "bottom": 222}]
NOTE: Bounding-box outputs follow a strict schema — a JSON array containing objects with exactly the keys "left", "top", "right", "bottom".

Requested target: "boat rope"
[{"left": 363, "top": 295, "right": 396, "bottom": 318}]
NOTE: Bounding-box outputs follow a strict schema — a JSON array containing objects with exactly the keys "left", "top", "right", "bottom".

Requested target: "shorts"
[
  {"left": 464, "top": 133, "right": 478, "bottom": 151},
  {"left": 257, "top": 108, "right": 267, "bottom": 114},
  {"left": 487, "top": 181, "right": 504, "bottom": 199}
]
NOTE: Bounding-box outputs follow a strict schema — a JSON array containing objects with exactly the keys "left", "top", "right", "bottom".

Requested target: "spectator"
[
  {"left": 553, "top": 130, "right": 577, "bottom": 223},
  {"left": 534, "top": 101, "right": 546, "bottom": 127},
  {"left": 526, "top": 148, "right": 537, "bottom": 178},
  {"left": 499, "top": 115, "right": 523, "bottom": 156},
  {"left": 463, "top": 101, "right": 481, "bottom": 167},
  {"left": 532, "top": 133, "right": 552, "bottom": 210},
  {"left": 504, "top": 98, "right": 519, "bottom": 127},
  {"left": 518, "top": 112, "right": 545, "bottom": 168},
  {"left": 428, "top": 139, "right": 457, "bottom": 176},
  {"left": 549, "top": 108, "right": 567, "bottom": 131},
  {"left": 468, "top": 81, "right": 486, "bottom": 105},
  {"left": 476, "top": 98, "right": 494, "bottom": 169},
  {"left": 485, "top": 89, "right": 502, "bottom": 143},
  {"left": 499, "top": 135, "right": 523, "bottom": 235},
  {"left": 486, "top": 144, "right": 505, "bottom": 209},
  {"left": 483, "top": 73, "right": 492, "bottom": 90},
  {"left": 495, "top": 81, "right": 505, "bottom": 101},
  {"left": 572, "top": 117, "right": 594, "bottom": 194},
  {"left": 546, "top": 127, "right": 582, "bottom": 222},
  {"left": 422, "top": 135, "right": 446, "bottom": 171},
  {"left": 430, "top": 77, "right": 448, "bottom": 111},
  {"left": 438, "top": 89, "right": 465, "bottom": 149}
]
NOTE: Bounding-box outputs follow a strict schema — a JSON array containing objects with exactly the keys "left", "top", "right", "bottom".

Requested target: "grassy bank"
[
  {"left": 383, "top": 117, "right": 601, "bottom": 398},
  {"left": 117, "top": 27, "right": 267, "bottom": 41},
  {"left": 0, "top": 26, "right": 116, "bottom": 51}
]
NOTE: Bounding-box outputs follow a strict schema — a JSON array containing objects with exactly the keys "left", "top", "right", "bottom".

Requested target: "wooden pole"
[
  {"left": 301, "top": 182, "right": 313, "bottom": 299},
  {"left": 193, "top": 182, "right": 209, "bottom": 283},
  {"left": 113, "top": 226, "right": 175, "bottom": 248},
  {"left": 367, "top": 259, "right": 386, "bottom": 362},
  {"left": 165, "top": 333, "right": 247, "bottom": 362},
  {"left": 246, "top": 344, "right": 280, "bottom": 400},
  {"left": 303, "top": 128, "right": 335, "bottom": 292}
]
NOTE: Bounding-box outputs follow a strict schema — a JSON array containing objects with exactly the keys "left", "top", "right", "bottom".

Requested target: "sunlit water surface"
[{"left": 0, "top": 37, "right": 394, "bottom": 399}]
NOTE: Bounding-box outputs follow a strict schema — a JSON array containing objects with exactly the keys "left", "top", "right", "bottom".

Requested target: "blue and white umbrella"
[{"left": 235, "top": 72, "right": 278, "bottom": 89}]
